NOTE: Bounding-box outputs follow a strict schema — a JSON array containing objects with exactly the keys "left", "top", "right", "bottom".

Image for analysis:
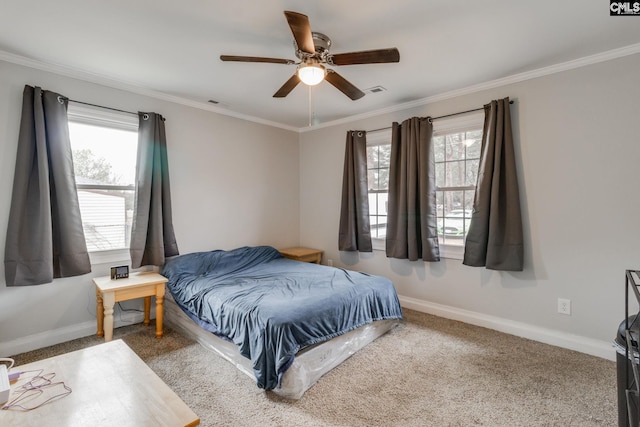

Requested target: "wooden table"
[
  {"left": 279, "top": 247, "right": 324, "bottom": 264},
  {"left": 93, "top": 272, "right": 168, "bottom": 342},
  {"left": 0, "top": 339, "right": 199, "bottom": 426}
]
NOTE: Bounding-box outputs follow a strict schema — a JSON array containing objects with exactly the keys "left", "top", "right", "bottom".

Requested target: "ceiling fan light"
[{"left": 298, "top": 64, "right": 326, "bottom": 86}]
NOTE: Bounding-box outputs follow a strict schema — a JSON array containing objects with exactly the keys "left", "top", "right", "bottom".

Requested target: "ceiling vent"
[{"left": 364, "top": 86, "right": 387, "bottom": 94}]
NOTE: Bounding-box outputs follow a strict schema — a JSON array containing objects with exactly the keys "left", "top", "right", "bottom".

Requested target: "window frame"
[
  {"left": 67, "top": 103, "right": 138, "bottom": 265},
  {"left": 433, "top": 111, "right": 484, "bottom": 259},
  {"left": 366, "top": 128, "right": 392, "bottom": 251}
]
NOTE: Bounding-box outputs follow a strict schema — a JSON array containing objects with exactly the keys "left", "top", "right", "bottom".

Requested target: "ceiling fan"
[{"left": 220, "top": 11, "right": 400, "bottom": 100}]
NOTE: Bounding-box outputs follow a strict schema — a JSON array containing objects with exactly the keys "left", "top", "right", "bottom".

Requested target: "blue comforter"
[{"left": 162, "top": 246, "right": 402, "bottom": 390}]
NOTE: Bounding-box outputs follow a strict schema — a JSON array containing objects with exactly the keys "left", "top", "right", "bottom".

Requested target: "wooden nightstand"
[
  {"left": 279, "top": 247, "right": 324, "bottom": 264},
  {"left": 93, "top": 271, "right": 168, "bottom": 342}
]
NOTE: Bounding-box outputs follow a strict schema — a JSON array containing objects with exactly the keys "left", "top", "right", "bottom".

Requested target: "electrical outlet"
[{"left": 558, "top": 298, "right": 571, "bottom": 315}]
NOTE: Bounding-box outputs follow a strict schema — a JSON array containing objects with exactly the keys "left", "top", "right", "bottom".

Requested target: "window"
[
  {"left": 67, "top": 104, "right": 138, "bottom": 260},
  {"left": 367, "top": 129, "right": 391, "bottom": 249},
  {"left": 433, "top": 112, "right": 484, "bottom": 259},
  {"left": 365, "top": 113, "right": 483, "bottom": 258}
]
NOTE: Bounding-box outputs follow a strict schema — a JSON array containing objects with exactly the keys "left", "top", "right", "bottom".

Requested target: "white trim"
[
  {"left": 432, "top": 111, "right": 484, "bottom": 135},
  {"left": 0, "top": 293, "right": 615, "bottom": 359},
  {"left": 301, "top": 43, "right": 640, "bottom": 132},
  {"left": 0, "top": 313, "right": 146, "bottom": 356},
  {"left": 1, "top": 43, "right": 639, "bottom": 134},
  {"left": 67, "top": 103, "right": 138, "bottom": 131},
  {"left": 88, "top": 249, "right": 131, "bottom": 266},
  {"left": 0, "top": 50, "right": 299, "bottom": 133},
  {"left": 399, "top": 295, "right": 616, "bottom": 361}
]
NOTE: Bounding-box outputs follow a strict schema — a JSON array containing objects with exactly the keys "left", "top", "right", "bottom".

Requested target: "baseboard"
[
  {"left": 2, "top": 297, "right": 616, "bottom": 361},
  {"left": 0, "top": 313, "right": 146, "bottom": 356},
  {"left": 399, "top": 295, "right": 616, "bottom": 361}
]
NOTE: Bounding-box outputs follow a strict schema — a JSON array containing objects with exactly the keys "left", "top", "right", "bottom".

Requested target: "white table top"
[{"left": 0, "top": 340, "right": 199, "bottom": 427}]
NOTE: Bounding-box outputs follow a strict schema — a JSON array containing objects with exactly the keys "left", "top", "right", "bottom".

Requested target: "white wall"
[
  {"left": 0, "top": 60, "right": 300, "bottom": 354},
  {"left": 299, "top": 53, "right": 640, "bottom": 359}
]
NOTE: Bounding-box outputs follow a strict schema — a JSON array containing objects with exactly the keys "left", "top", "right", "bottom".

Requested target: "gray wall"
[
  {"left": 0, "top": 60, "right": 300, "bottom": 354},
  {"left": 298, "top": 54, "right": 640, "bottom": 358},
  {"left": 1, "top": 53, "right": 638, "bottom": 360}
]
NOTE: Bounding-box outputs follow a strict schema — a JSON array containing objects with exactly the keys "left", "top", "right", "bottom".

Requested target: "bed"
[{"left": 161, "top": 245, "right": 403, "bottom": 399}]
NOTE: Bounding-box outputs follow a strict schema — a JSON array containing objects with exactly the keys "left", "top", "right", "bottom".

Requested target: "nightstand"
[
  {"left": 93, "top": 271, "right": 168, "bottom": 342},
  {"left": 279, "top": 247, "right": 324, "bottom": 264}
]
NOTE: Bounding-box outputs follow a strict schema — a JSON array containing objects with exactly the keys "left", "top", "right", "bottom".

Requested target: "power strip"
[{"left": 0, "top": 364, "right": 9, "bottom": 404}]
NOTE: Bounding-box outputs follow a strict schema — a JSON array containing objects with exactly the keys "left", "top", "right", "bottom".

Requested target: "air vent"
[{"left": 364, "top": 86, "right": 387, "bottom": 94}]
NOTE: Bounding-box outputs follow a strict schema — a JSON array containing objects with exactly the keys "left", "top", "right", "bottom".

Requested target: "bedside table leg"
[
  {"left": 155, "top": 295, "right": 164, "bottom": 339},
  {"left": 155, "top": 284, "right": 165, "bottom": 339},
  {"left": 144, "top": 296, "right": 151, "bottom": 326},
  {"left": 103, "top": 292, "right": 116, "bottom": 342},
  {"left": 96, "top": 289, "right": 104, "bottom": 338}
]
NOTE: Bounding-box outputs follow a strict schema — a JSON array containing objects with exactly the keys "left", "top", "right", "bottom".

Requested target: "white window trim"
[
  {"left": 68, "top": 103, "right": 138, "bottom": 266},
  {"left": 368, "top": 111, "right": 484, "bottom": 259}
]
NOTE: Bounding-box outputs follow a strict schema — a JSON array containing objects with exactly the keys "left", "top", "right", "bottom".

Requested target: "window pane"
[
  {"left": 378, "top": 167, "right": 389, "bottom": 190},
  {"left": 378, "top": 144, "right": 391, "bottom": 167},
  {"left": 466, "top": 159, "right": 479, "bottom": 186},
  {"left": 465, "top": 130, "right": 482, "bottom": 159},
  {"left": 463, "top": 191, "right": 474, "bottom": 214},
  {"left": 446, "top": 133, "right": 464, "bottom": 161},
  {"left": 434, "top": 136, "right": 445, "bottom": 162},
  {"left": 69, "top": 123, "right": 137, "bottom": 186},
  {"left": 375, "top": 216, "right": 387, "bottom": 239},
  {"left": 367, "top": 146, "right": 379, "bottom": 169},
  {"left": 78, "top": 189, "right": 134, "bottom": 251},
  {"left": 446, "top": 161, "right": 465, "bottom": 187},
  {"left": 436, "top": 162, "right": 445, "bottom": 188},
  {"left": 436, "top": 191, "right": 444, "bottom": 218}
]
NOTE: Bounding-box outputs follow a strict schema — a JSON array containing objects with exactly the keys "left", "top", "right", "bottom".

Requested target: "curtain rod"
[
  {"left": 366, "top": 100, "right": 514, "bottom": 133},
  {"left": 66, "top": 98, "right": 138, "bottom": 116}
]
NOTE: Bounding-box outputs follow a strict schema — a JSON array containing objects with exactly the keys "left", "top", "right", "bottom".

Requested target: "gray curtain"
[
  {"left": 338, "top": 130, "right": 372, "bottom": 252},
  {"left": 386, "top": 117, "right": 440, "bottom": 262},
  {"left": 130, "top": 112, "right": 179, "bottom": 268},
  {"left": 463, "top": 97, "right": 523, "bottom": 271},
  {"left": 4, "top": 85, "right": 91, "bottom": 286}
]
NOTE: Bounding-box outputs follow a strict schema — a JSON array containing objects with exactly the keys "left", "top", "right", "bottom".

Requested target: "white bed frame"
[{"left": 164, "top": 292, "right": 400, "bottom": 399}]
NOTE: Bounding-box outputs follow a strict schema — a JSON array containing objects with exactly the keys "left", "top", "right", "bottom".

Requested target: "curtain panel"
[
  {"left": 463, "top": 97, "right": 524, "bottom": 271},
  {"left": 385, "top": 117, "right": 440, "bottom": 262},
  {"left": 338, "top": 130, "right": 372, "bottom": 252},
  {"left": 4, "top": 85, "right": 91, "bottom": 286},
  {"left": 130, "top": 112, "right": 179, "bottom": 268}
]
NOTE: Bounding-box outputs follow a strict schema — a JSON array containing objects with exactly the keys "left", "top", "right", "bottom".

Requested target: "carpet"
[{"left": 11, "top": 309, "right": 616, "bottom": 426}]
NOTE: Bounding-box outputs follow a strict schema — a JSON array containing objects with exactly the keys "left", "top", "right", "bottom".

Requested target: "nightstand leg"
[
  {"left": 144, "top": 296, "right": 151, "bottom": 326},
  {"left": 155, "top": 285, "right": 165, "bottom": 339},
  {"left": 103, "top": 292, "right": 115, "bottom": 342},
  {"left": 96, "top": 289, "right": 104, "bottom": 338}
]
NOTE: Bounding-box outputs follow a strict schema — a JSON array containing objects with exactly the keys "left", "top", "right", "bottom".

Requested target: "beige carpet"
[{"left": 12, "top": 309, "right": 616, "bottom": 426}]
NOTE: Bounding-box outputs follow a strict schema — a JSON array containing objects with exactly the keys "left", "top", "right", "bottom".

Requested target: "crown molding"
[
  {"left": 2, "top": 43, "right": 639, "bottom": 135},
  {"left": 300, "top": 42, "right": 640, "bottom": 133},
  {"left": 0, "top": 50, "right": 299, "bottom": 133}
]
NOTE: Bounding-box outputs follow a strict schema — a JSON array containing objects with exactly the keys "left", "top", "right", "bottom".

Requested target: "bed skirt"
[{"left": 163, "top": 291, "right": 400, "bottom": 399}]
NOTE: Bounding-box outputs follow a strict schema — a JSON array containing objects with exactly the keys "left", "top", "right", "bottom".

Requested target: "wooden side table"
[
  {"left": 279, "top": 247, "right": 324, "bottom": 264},
  {"left": 93, "top": 272, "right": 168, "bottom": 342},
  {"left": 0, "top": 340, "right": 199, "bottom": 426}
]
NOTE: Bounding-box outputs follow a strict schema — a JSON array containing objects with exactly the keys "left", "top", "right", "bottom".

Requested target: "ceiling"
[{"left": 2, "top": 1, "right": 640, "bottom": 130}]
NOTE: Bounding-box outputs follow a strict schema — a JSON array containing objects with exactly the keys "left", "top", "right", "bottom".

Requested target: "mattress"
[
  {"left": 161, "top": 246, "right": 403, "bottom": 391},
  {"left": 164, "top": 292, "right": 400, "bottom": 399}
]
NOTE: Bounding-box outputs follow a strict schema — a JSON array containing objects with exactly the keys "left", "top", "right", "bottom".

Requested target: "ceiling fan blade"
[
  {"left": 330, "top": 48, "right": 400, "bottom": 65},
  {"left": 220, "top": 55, "right": 294, "bottom": 65},
  {"left": 325, "top": 70, "right": 365, "bottom": 100},
  {"left": 284, "top": 11, "right": 315, "bottom": 55},
  {"left": 273, "top": 74, "right": 301, "bottom": 98}
]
